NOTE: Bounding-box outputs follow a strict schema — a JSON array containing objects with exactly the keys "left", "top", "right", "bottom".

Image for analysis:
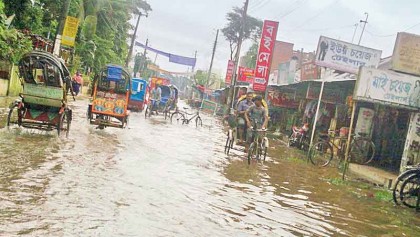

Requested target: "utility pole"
[
  {"left": 206, "top": 29, "right": 219, "bottom": 89},
  {"left": 192, "top": 50, "right": 198, "bottom": 72},
  {"left": 228, "top": 0, "right": 250, "bottom": 111},
  {"left": 358, "top": 13, "right": 368, "bottom": 45},
  {"left": 52, "top": 0, "right": 71, "bottom": 56},
  {"left": 139, "top": 39, "right": 149, "bottom": 76},
  {"left": 351, "top": 23, "right": 358, "bottom": 43},
  {"left": 126, "top": 12, "right": 147, "bottom": 67}
]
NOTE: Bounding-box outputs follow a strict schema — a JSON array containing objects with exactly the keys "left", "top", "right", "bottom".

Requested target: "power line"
[
  {"left": 291, "top": 0, "right": 340, "bottom": 32},
  {"left": 276, "top": 0, "right": 307, "bottom": 20},
  {"left": 249, "top": 0, "right": 268, "bottom": 12},
  {"left": 249, "top": 0, "right": 271, "bottom": 13}
]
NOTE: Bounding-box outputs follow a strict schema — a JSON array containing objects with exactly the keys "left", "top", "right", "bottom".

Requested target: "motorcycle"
[{"left": 288, "top": 123, "right": 310, "bottom": 151}]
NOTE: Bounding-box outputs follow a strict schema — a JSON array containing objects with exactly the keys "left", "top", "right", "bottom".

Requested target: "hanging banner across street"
[
  {"left": 225, "top": 60, "right": 234, "bottom": 85},
  {"left": 314, "top": 36, "right": 382, "bottom": 74},
  {"left": 392, "top": 32, "right": 420, "bottom": 76},
  {"left": 253, "top": 20, "right": 279, "bottom": 92},
  {"left": 354, "top": 67, "right": 420, "bottom": 109}
]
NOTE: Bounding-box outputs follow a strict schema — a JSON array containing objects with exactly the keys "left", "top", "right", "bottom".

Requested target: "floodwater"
[{"left": 0, "top": 98, "right": 419, "bottom": 236}]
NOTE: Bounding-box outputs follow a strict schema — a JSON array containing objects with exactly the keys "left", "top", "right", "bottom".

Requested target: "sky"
[{"left": 132, "top": 0, "right": 420, "bottom": 76}]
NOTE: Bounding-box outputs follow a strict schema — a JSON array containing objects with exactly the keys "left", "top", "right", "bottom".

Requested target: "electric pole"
[
  {"left": 52, "top": 0, "right": 71, "bottom": 56},
  {"left": 358, "top": 13, "right": 368, "bottom": 45},
  {"left": 206, "top": 29, "right": 219, "bottom": 89},
  {"left": 192, "top": 50, "right": 198, "bottom": 72},
  {"left": 126, "top": 12, "right": 147, "bottom": 67},
  {"left": 228, "top": 0, "right": 250, "bottom": 111},
  {"left": 351, "top": 23, "right": 358, "bottom": 43},
  {"left": 139, "top": 39, "right": 149, "bottom": 76}
]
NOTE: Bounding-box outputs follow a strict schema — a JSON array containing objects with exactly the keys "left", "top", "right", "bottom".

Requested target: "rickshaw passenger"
[{"left": 237, "top": 92, "right": 254, "bottom": 144}]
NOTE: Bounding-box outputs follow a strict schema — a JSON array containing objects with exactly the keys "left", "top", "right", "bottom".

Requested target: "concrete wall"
[
  {"left": 0, "top": 79, "right": 8, "bottom": 96},
  {"left": 8, "top": 65, "right": 22, "bottom": 96}
]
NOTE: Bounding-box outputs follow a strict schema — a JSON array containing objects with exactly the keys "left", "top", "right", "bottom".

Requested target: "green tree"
[
  {"left": 242, "top": 41, "right": 259, "bottom": 69},
  {"left": 194, "top": 70, "right": 220, "bottom": 88},
  {"left": 0, "top": 0, "right": 32, "bottom": 63},
  {"left": 221, "top": 7, "right": 262, "bottom": 60}
]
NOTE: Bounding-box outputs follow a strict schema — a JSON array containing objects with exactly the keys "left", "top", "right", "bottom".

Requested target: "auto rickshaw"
[
  {"left": 7, "top": 51, "right": 74, "bottom": 137},
  {"left": 87, "top": 65, "right": 131, "bottom": 129},
  {"left": 128, "top": 78, "right": 147, "bottom": 112}
]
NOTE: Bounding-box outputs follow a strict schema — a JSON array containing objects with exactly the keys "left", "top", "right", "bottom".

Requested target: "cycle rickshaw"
[
  {"left": 87, "top": 65, "right": 131, "bottom": 129},
  {"left": 7, "top": 51, "right": 74, "bottom": 137}
]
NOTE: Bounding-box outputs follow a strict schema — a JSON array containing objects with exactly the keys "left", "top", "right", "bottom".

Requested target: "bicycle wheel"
[
  {"left": 263, "top": 147, "right": 268, "bottom": 161},
  {"left": 309, "top": 141, "right": 333, "bottom": 167},
  {"left": 57, "top": 111, "right": 70, "bottom": 137},
  {"left": 195, "top": 116, "right": 203, "bottom": 127},
  {"left": 171, "top": 112, "right": 185, "bottom": 124},
  {"left": 144, "top": 105, "right": 150, "bottom": 119},
  {"left": 287, "top": 132, "right": 294, "bottom": 147},
  {"left": 248, "top": 142, "right": 256, "bottom": 165},
  {"left": 399, "top": 174, "right": 420, "bottom": 208},
  {"left": 225, "top": 136, "right": 230, "bottom": 154},
  {"left": 350, "top": 138, "right": 376, "bottom": 165}
]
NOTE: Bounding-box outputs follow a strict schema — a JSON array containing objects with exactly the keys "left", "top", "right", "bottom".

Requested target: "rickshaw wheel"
[
  {"left": 7, "top": 104, "right": 20, "bottom": 129},
  {"left": 58, "top": 109, "right": 71, "bottom": 138}
]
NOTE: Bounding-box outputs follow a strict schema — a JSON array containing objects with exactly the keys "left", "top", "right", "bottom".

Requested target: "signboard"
[
  {"left": 238, "top": 66, "right": 254, "bottom": 83},
  {"left": 307, "top": 82, "right": 345, "bottom": 104},
  {"left": 267, "top": 89, "right": 299, "bottom": 109},
  {"left": 107, "top": 66, "right": 123, "bottom": 81},
  {"left": 253, "top": 20, "right": 279, "bottom": 92},
  {"left": 401, "top": 112, "right": 420, "bottom": 172},
  {"left": 354, "top": 67, "right": 420, "bottom": 109},
  {"left": 315, "top": 36, "right": 382, "bottom": 74},
  {"left": 201, "top": 99, "right": 218, "bottom": 115},
  {"left": 354, "top": 107, "right": 375, "bottom": 138},
  {"left": 225, "top": 60, "right": 234, "bottom": 85},
  {"left": 392, "top": 32, "right": 420, "bottom": 76},
  {"left": 301, "top": 61, "right": 319, "bottom": 81},
  {"left": 61, "top": 16, "right": 80, "bottom": 47}
]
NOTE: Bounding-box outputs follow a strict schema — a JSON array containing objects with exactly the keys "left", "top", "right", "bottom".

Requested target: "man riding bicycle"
[
  {"left": 150, "top": 84, "right": 162, "bottom": 114},
  {"left": 244, "top": 95, "right": 268, "bottom": 153}
]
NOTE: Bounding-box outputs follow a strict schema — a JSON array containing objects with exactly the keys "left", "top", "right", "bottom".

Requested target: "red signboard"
[
  {"left": 238, "top": 66, "right": 254, "bottom": 83},
  {"left": 253, "top": 20, "right": 279, "bottom": 92},
  {"left": 225, "top": 60, "right": 234, "bottom": 85},
  {"left": 301, "top": 61, "right": 319, "bottom": 81}
]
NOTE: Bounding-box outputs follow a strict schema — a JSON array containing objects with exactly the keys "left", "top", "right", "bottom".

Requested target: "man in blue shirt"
[{"left": 236, "top": 92, "right": 254, "bottom": 144}]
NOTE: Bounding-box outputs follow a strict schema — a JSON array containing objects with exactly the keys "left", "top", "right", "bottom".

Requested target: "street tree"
[{"left": 221, "top": 7, "right": 262, "bottom": 60}]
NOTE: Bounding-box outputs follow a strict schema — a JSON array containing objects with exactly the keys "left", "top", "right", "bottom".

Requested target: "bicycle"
[
  {"left": 393, "top": 164, "right": 420, "bottom": 207},
  {"left": 247, "top": 125, "right": 269, "bottom": 165},
  {"left": 309, "top": 130, "right": 375, "bottom": 167},
  {"left": 163, "top": 98, "right": 176, "bottom": 120},
  {"left": 170, "top": 107, "right": 202, "bottom": 127}
]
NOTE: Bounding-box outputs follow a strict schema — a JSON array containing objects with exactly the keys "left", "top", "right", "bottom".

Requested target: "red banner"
[
  {"left": 301, "top": 61, "right": 319, "bottom": 81},
  {"left": 238, "top": 66, "right": 254, "bottom": 83},
  {"left": 225, "top": 60, "right": 234, "bottom": 85},
  {"left": 253, "top": 20, "right": 279, "bottom": 92}
]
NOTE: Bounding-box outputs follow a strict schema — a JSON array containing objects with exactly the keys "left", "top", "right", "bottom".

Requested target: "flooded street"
[{"left": 0, "top": 99, "right": 419, "bottom": 237}]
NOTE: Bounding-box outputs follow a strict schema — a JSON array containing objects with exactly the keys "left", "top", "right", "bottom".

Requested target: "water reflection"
[{"left": 0, "top": 99, "right": 419, "bottom": 236}]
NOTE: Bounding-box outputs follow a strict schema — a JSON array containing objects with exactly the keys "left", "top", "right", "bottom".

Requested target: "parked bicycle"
[
  {"left": 247, "top": 125, "right": 269, "bottom": 165},
  {"left": 170, "top": 107, "right": 203, "bottom": 127},
  {"left": 309, "top": 130, "right": 375, "bottom": 167},
  {"left": 393, "top": 164, "right": 420, "bottom": 210}
]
